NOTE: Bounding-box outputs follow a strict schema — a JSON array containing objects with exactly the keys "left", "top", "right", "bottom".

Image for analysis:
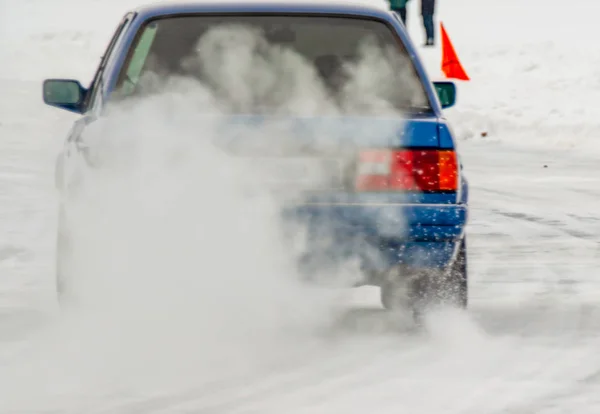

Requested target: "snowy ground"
[{"left": 2, "top": 0, "right": 600, "bottom": 412}]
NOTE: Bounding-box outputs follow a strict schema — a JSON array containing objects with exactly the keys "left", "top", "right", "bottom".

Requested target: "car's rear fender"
[
  {"left": 284, "top": 202, "right": 467, "bottom": 237},
  {"left": 282, "top": 201, "right": 468, "bottom": 277}
]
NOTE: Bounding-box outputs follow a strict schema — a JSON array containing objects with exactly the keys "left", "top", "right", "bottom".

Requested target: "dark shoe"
[{"left": 424, "top": 38, "right": 435, "bottom": 47}]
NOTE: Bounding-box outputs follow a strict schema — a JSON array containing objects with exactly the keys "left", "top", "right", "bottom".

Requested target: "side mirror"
[
  {"left": 43, "top": 79, "right": 87, "bottom": 114},
  {"left": 433, "top": 81, "right": 457, "bottom": 109}
]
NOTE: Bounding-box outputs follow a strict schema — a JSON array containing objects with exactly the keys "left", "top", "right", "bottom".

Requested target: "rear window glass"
[{"left": 112, "top": 14, "right": 431, "bottom": 115}]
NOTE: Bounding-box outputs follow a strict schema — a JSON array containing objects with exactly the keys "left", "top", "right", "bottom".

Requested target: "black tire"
[
  {"left": 380, "top": 238, "right": 468, "bottom": 315},
  {"left": 428, "top": 238, "right": 468, "bottom": 309},
  {"left": 380, "top": 275, "right": 427, "bottom": 325},
  {"left": 442, "top": 238, "right": 468, "bottom": 308},
  {"left": 379, "top": 268, "right": 424, "bottom": 311},
  {"left": 380, "top": 280, "right": 408, "bottom": 311}
]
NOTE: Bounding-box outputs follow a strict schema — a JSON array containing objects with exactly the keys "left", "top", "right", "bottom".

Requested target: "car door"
[{"left": 56, "top": 12, "right": 135, "bottom": 198}]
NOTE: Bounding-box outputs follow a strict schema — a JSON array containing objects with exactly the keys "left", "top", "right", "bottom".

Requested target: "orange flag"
[{"left": 441, "top": 22, "right": 470, "bottom": 81}]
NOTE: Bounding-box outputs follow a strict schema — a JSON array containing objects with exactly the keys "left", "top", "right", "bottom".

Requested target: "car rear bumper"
[{"left": 282, "top": 202, "right": 468, "bottom": 281}]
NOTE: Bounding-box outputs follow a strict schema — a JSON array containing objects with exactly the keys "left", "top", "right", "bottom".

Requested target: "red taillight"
[{"left": 355, "top": 149, "right": 458, "bottom": 192}]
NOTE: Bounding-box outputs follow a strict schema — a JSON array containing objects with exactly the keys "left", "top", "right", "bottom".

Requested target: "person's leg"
[
  {"left": 422, "top": 13, "right": 434, "bottom": 45},
  {"left": 399, "top": 7, "right": 407, "bottom": 25},
  {"left": 393, "top": 8, "right": 407, "bottom": 25}
]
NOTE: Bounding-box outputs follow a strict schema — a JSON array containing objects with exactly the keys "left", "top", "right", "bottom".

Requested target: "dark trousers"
[
  {"left": 393, "top": 8, "right": 407, "bottom": 25},
  {"left": 422, "top": 13, "right": 434, "bottom": 42}
]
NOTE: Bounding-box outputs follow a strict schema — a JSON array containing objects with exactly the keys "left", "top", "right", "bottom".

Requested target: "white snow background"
[{"left": 2, "top": 0, "right": 600, "bottom": 413}]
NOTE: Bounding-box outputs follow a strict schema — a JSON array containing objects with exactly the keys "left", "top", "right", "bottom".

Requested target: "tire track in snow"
[
  {"left": 476, "top": 188, "right": 599, "bottom": 243},
  {"left": 492, "top": 349, "right": 600, "bottom": 414},
  {"left": 490, "top": 209, "right": 596, "bottom": 242},
  {"left": 89, "top": 334, "right": 425, "bottom": 414},
  {"left": 4, "top": 7, "right": 600, "bottom": 411}
]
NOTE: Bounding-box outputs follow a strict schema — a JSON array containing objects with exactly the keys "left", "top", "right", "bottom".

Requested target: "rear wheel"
[
  {"left": 423, "top": 238, "right": 468, "bottom": 309},
  {"left": 443, "top": 238, "right": 468, "bottom": 308},
  {"left": 380, "top": 267, "right": 427, "bottom": 322},
  {"left": 380, "top": 279, "right": 412, "bottom": 311},
  {"left": 379, "top": 238, "right": 468, "bottom": 319},
  {"left": 380, "top": 276, "right": 427, "bottom": 324}
]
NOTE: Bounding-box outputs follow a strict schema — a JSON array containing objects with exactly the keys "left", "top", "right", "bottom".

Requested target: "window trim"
[
  {"left": 83, "top": 12, "right": 136, "bottom": 112},
  {"left": 112, "top": 12, "right": 433, "bottom": 112}
]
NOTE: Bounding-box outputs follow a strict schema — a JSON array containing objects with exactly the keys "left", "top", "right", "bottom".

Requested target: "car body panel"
[
  {"left": 285, "top": 202, "right": 466, "bottom": 274},
  {"left": 215, "top": 115, "right": 441, "bottom": 149},
  {"left": 99, "top": 2, "right": 445, "bottom": 117},
  {"left": 46, "top": 0, "right": 469, "bottom": 281}
]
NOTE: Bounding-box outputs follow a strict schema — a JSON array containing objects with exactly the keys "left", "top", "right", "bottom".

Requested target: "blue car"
[{"left": 43, "top": 1, "right": 469, "bottom": 318}]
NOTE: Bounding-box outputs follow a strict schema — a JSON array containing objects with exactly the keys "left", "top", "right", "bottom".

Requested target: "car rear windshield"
[{"left": 112, "top": 14, "right": 432, "bottom": 115}]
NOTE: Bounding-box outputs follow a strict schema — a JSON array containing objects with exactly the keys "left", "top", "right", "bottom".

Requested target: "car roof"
[{"left": 131, "top": 0, "right": 393, "bottom": 20}]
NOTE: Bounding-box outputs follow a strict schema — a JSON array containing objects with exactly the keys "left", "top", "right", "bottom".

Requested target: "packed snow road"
[
  {"left": 3, "top": 0, "right": 600, "bottom": 413},
  {"left": 1, "top": 122, "right": 600, "bottom": 413}
]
